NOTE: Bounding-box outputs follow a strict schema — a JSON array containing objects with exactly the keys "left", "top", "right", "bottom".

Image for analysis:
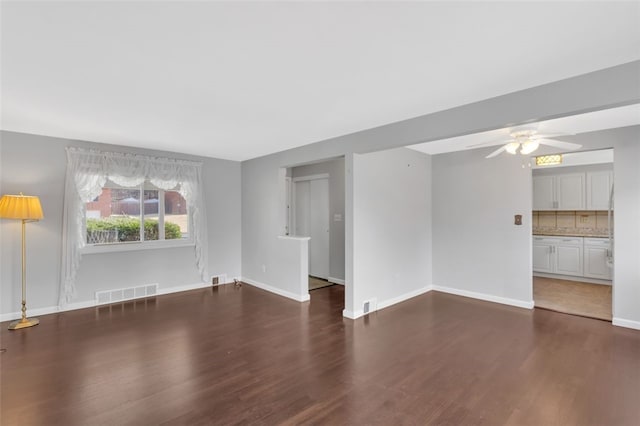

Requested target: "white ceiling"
[
  {"left": 2, "top": 1, "right": 639, "bottom": 161},
  {"left": 408, "top": 103, "right": 640, "bottom": 156}
]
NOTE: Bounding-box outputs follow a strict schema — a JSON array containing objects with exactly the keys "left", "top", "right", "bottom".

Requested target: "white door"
[{"left": 294, "top": 178, "right": 330, "bottom": 279}]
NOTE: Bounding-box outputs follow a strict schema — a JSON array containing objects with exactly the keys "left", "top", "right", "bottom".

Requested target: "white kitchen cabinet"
[
  {"left": 556, "top": 174, "right": 585, "bottom": 210},
  {"left": 532, "top": 173, "right": 585, "bottom": 210},
  {"left": 586, "top": 171, "right": 613, "bottom": 210},
  {"left": 532, "top": 238, "right": 554, "bottom": 273},
  {"left": 532, "top": 236, "right": 583, "bottom": 277},
  {"left": 533, "top": 176, "right": 556, "bottom": 210},
  {"left": 584, "top": 238, "right": 612, "bottom": 279},
  {"left": 555, "top": 238, "right": 583, "bottom": 276}
]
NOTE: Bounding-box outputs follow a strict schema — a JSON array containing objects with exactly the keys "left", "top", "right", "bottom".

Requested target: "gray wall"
[
  {"left": 350, "top": 148, "right": 432, "bottom": 316},
  {"left": 432, "top": 126, "right": 640, "bottom": 324},
  {"left": 0, "top": 131, "right": 241, "bottom": 315},
  {"left": 559, "top": 127, "right": 640, "bottom": 325},
  {"left": 292, "top": 157, "right": 345, "bottom": 281},
  {"left": 242, "top": 62, "right": 639, "bottom": 319},
  {"left": 432, "top": 148, "right": 534, "bottom": 306}
]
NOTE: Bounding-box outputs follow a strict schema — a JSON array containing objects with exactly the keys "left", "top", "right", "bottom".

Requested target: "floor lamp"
[{"left": 0, "top": 193, "right": 44, "bottom": 330}]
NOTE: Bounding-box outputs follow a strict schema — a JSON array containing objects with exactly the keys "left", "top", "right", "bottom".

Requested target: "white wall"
[
  {"left": 348, "top": 148, "right": 432, "bottom": 318},
  {"left": 291, "top": 157, "right": 345, "bottom": 282},
  {"left": 432, "top": 149, "right": 534, "bottom": 307},
  {"left": 0, "top": 131, "right": 242, "bottom": 317}
]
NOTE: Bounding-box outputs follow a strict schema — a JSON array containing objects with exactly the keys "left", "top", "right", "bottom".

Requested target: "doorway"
[
  {"left": 293, "top": 175, "right": 330, "bottom": 280},
  {"left": 531, "top": 148, "right": 614, "bottom": 321}
]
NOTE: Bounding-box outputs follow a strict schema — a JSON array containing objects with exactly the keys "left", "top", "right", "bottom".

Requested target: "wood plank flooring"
[
  {"left": 534, "top": 276, "right": 612, "bottom": 321},
  {"left": 1, "top": 284, "right": 639, "bottom": 425}
]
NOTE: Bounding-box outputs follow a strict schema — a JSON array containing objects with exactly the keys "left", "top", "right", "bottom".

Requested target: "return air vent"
[
  {"left": 95, "top": 283, "right": 158, "bottom": 306},
  {"left": 363, "top": 298, "right": 378, "bottom": 315}
]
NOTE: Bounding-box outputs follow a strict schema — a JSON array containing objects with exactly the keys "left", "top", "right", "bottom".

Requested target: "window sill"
[{"left": 82, "top": 239, "right": 195, "bottom": 254}]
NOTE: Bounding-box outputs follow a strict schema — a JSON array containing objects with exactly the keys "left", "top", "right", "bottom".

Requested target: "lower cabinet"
[
  {"left": 583, "top": 238, "right": 612, "bottom": 280},
  {"left": 533, "top": 236, "right": 583, "bottom": 277}
]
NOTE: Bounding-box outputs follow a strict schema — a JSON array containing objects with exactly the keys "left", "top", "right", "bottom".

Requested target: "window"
[
  {"left": 61, "top": 147, "right": 208, "bottom": 305},
  {"left": 85, "top": 180, "right": 189, "bottom": 245}
]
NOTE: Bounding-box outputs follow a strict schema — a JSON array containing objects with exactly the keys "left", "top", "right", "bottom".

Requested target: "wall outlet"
[{"left": 262, "top": 264, "right": 267, "bottom": 273}]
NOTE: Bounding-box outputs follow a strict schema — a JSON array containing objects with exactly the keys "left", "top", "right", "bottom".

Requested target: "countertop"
[{"left": 532, "top": 227, "right": 609, "bottom": 238}]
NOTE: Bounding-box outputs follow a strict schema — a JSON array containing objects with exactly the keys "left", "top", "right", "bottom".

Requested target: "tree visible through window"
[{"left": 85, "top": 180, "right": 189, "bottom": 245}]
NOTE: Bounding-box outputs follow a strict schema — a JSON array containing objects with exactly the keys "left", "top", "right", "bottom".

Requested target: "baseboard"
[
  {"left": 612, "top": 317, "right": 640, "bottom": 330},
  {"left": 241, "top": 277, "right": 310, "bottom": 302},
  {"left": 342, "top": 309, "right": 363, "bottom": 319},
  {"left": 328, "top": 277, "right": 345, "bottom": 285},
  {"left": 377, "top": 285, "right": 433, "bottom": 311},
  {"left": 432, "top": 285, "right": 535, "bottom": 310},
  {"left": 0, "top": 300, "right": 96, "bottom": 322},
  {"left": 0, "top": 282, "right": 212, "bottom": 322},
  {"left": 342, "top": 285, "right": 433, "bottom": 320},
  {"left": 157, "top": 282, "right": 213, "bottom": 296}
]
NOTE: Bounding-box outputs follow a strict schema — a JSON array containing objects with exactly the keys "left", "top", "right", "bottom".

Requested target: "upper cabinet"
[
  {"left": 533, "top": 169, "right": 612, "bottom": 211},
  {"left": 533, "top": 176, "right": 556, "bottom": 210},
  {"left": 586, "top": 171, "right": 614, "bottom": 210}
]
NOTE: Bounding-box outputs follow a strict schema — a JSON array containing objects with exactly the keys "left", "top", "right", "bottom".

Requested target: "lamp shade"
[{"left": 0, "top": 194, "right": 44, "bottom": 220}]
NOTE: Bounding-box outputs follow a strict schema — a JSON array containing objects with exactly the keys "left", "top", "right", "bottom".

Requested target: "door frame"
[{"left": 292, "top": 173, "right": 330, "bottom": 279}]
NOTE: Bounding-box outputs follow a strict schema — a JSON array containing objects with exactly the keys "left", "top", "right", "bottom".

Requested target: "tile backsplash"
[{"left": 532, "top": 211, "right": 612, "bottom": 237}]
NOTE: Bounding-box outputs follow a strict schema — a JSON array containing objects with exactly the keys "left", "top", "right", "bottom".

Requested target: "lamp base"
[{"left": 8, "top": 317, "right": 39, "bottom": 330}]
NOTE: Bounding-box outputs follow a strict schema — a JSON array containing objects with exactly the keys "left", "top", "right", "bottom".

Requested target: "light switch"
[{"left": 334, "top": 213, "right": 342, "bottom": 222}]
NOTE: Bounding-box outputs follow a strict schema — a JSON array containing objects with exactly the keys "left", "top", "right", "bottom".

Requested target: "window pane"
[
  {"left": 143, "top": 189, "right": 160, "bottom": 241},
  {"left": 164, "top": 191, "right": 188, "bottom": 239},
  {"left": 86, "top": 188, "right": 141, "bottom": 244}
]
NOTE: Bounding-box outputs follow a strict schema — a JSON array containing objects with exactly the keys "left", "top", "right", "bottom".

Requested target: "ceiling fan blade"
[
  {"left": 532, "top": 132, "right": 575, "bottom": 139},
  {"left": 538, "top": 139, "right": 582, "bottom": 151},
  {"left": 485, "top": 144, "right": 508, "bottom": 159},
  {"left": 468, "top": 138, "right": 515, "bottom": 148}
]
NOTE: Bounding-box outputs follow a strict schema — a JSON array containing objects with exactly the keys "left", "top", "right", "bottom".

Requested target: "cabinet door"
[
  {"left": 533, "top": 176, "right": 555, "bottom": 210},
  {"left": 586, "top": 171, "right": 613, "bottom": 210},
  {"left": 556, "top": 174, "right": 585, "bottom": 210},
  {"left": 555, "top": 244, "right": 583, "bottom": 276},
  {"left": 532, "top": 243, "right": 554, "bottom": 273},
  {"left": 584, "top": 245, "right": 612, "bottom": 280}
]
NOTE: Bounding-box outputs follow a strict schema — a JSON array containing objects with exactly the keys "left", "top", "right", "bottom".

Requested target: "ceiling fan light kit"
[{"left": 479, "top": 128, "right": 581, "bottom": 159}]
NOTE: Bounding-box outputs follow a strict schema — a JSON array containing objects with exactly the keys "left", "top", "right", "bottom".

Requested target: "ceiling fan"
[{"left": 471, "top": 128, "right": 582, "bottom": 159}]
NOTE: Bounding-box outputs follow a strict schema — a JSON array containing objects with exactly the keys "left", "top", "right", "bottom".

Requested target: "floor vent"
[{"left": 95, "top": 283, "right": 158, "bottom": 306}]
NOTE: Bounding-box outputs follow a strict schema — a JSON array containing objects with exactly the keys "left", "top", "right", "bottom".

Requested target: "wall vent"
[
  {"left": 95, "top": 283, "right": 158, "bottom": 306},
  {"left": 211, "top": 274, "right": 228, "bottom": 286},
  {"left": 363, "top": 298, "right": 377, "bottom": 315}
]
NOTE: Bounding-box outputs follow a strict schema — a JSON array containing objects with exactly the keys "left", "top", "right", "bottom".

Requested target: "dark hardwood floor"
[{"left": 1, "top": 283, "right": 639, "bottom": 425}]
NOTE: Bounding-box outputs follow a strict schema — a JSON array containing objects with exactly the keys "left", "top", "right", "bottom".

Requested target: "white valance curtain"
[{"left": 59, "top": 147, "right": 208, "bottom": 305}]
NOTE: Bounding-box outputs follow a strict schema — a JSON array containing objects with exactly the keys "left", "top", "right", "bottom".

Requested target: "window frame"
[{"left": 82, "top": 180, "right": 194, "bottom": 254}]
